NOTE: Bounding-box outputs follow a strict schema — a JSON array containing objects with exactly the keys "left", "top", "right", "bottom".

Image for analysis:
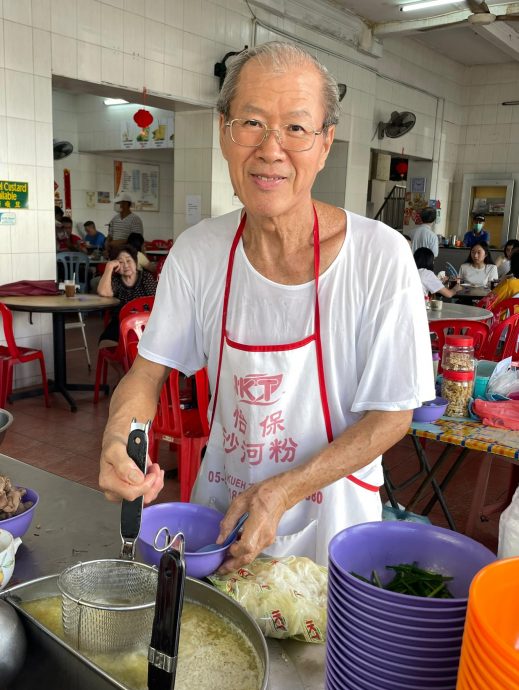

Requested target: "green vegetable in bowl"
[{"left": 351, "top": 562, "right": 453, "bottom": 598}]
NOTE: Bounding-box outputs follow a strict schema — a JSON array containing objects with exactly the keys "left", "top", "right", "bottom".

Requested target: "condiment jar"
[
  {"left": 441, "top": 335, "right": 475, "bottom": 373},
  {"left": 441, "top": 370, "right": 474, "bottom": 417}
]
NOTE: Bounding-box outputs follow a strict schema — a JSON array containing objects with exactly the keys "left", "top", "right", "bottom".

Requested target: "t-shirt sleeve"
[
  {"left": 422, "top": 269, "right": 443, "bottom": 294},
  {"left": 138, "top": 254, "right": 204, "bottom": 375},
  {"left": 489, "top": 265, "right": 498, "bottom": 282},
  {"left": 351, "top": 235, "right": 435, "bottom": 413}
]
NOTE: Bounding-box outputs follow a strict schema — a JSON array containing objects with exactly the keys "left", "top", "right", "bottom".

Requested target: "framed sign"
[
  {"left": 411, "top": 177, "right": 426, "bottom": 193},
  {"left": 0, "top": 180, "right": 29, "bottom": 209},
  {"left": 114, "top": 161, "right": 159, "bottom": 211}
]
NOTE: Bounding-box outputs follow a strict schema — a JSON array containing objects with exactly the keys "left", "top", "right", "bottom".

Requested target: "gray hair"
[{"left": 216, "top": 41, "right": 340, "bottom": 129}]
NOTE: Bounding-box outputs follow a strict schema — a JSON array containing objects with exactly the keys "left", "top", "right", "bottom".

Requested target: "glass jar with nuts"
[
  {"left": 441, "top": 335, "right": 475, "bottom": 373},
  {"left": 441, "top": 370, "right": 474, "bottom": 417}
]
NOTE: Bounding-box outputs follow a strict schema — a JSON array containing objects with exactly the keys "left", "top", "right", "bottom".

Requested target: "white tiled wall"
[{"left": 0, "top": 0, "right": 516, "bottom": 388}]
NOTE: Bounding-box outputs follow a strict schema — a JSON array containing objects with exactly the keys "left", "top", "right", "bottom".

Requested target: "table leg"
[
  {"left": 465, "top": 453, "right": 493, "bottom": 538},
  {"left": 406, "top": 437, "right": 458, "bottom": 530},
  {"left": 421, "top": 447, "right": 470, "bottom": 516}
]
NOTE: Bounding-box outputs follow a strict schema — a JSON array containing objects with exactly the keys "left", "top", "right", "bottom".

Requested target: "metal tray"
[{"left": 3, "top": 574, "right": 269, "bottom": 690}]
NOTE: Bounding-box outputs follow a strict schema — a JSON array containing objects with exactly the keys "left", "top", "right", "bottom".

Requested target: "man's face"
[
  {"left": 219, "top": 58, "right": 335, "bottom": 221},
  {"left": 85, "top": 225, "right": 96, "bottom": 237},
  {"left": 61, "top": 221, "right": 73, "bottom": 236},
  {"left": 119, "top": 201, "right": 131, "bottom": 214},
  {"left": 473, "top": 219, "right": 484, "bottom": 233}
]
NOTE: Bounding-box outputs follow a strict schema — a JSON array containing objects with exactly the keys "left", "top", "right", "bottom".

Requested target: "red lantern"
[
  {"left": 133, "top": 108, "right": 154, "bottom": 128},
  {"left": 395, "top": 160, "right": 408, "bottom": 178}
]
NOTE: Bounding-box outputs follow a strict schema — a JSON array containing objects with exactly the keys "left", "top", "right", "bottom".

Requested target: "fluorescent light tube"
[
  {"left": 103, "top": 98, "right": 129, "bottom": 105},
  {"left": 401, "top": 0, "right": 455, "bottom": 11}
]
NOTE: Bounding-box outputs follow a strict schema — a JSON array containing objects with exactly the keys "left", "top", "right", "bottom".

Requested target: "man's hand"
[
  {"left": 216, "top": 477, "right": 290, "bottom": 573},
  {"left": 99, "top": 431, "right": 164, "bottom": 504}
]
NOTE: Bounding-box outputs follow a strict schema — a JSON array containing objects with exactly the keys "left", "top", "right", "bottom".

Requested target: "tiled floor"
[{"left": 1, "top": 313, "right": 510, "bottom": 554}]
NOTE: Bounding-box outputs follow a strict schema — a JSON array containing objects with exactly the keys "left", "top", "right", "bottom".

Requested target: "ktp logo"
[{"left": 234, "top": 373, "right": 283, "bottom": 405}]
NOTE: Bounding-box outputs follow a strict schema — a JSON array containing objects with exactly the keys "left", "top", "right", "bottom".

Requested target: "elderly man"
[
  {"left": 108, "top": 192, "right": 143, "bottom": 244},
  {"left": 99, "top": 42, "right": 433, "bottom": 570}
]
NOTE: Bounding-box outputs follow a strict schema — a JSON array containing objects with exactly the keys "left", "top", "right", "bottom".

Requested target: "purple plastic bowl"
[
  {"left": 326, "top": 636, "right": 457, "bottom": 690},
  {"left": 326, "top": 620, "right": 460, "bottom": 669},
  {"left": 0, "top": 488, "right": 39, "bottom": 538},
  {"left": 327, "top": 611, "right": 463, "bottom": 648},
  {"left": 327, "top": 577, "right": 467, "bottom": 629},
  {"left": 329, "top": 614, "right": 460, "bottom": 659},
  {"left": 138, "top": 502, "right": 226, "bottom": 579},
  {"left": 329, "top": 521, "right": 495, "bottom": 605},
  {"left": 326, "top": 627, "right": 459, "bottom": 682},
  {"left": 327, "top": 597, "right": 465, "bottom": 639},
  {"left": 327, "top": 566, "right": 467, "bottom": 619},
  {"left": 412, "top": 397, "right": 448, "bottom": 423}
]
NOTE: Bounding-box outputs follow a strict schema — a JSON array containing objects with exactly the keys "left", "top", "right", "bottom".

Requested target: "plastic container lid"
[
  {"left": 443, "top": 370, "right": 475, "bottom": 381},
  {"left": 445, "top": 335, "right": 474, "bottom": 347}
]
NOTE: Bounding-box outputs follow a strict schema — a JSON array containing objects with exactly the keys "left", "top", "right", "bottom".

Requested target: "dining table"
[
  {"left": 427, "top": 302, "right": 493, "bottom": 322},
  {"left": 385, "top": 417, "right": 519, "bottom": 536},
  {"left": 0, "top": 294, "right": 119, "bottom": 412}
]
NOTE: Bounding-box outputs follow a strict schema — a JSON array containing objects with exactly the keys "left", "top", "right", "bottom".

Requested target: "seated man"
[
  {"left": 56, "top": 216, "right": 81, "bottom": 252},
  {"left": 83, "top": 221, "right": 106, "bottom": 252}
]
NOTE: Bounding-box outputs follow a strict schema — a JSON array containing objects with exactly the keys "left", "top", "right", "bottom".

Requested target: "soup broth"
[{"left": 22, "top": 596, "right": 262, "bottom": 690}]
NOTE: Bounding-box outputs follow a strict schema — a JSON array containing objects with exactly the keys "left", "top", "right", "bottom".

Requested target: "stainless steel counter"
[{"left": 0, "top": 453, "right": 325, "bottom": 690}]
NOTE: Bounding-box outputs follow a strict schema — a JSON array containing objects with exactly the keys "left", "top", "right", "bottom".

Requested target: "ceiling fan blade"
[
  {"left": 496, "top": 13, "right": 519, "bottom": 20},
  {"left": 467, "top": 0, "right": 490, "bottom": 13}
]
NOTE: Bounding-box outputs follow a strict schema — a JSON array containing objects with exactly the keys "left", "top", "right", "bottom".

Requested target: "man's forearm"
[{"left": 275, "top": 409, "right": 412, "bottom": 509}]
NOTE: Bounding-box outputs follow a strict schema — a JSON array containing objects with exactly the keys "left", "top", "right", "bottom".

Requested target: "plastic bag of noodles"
[{"left": 208, "top": 555, "right": 327, "bottom": 643}]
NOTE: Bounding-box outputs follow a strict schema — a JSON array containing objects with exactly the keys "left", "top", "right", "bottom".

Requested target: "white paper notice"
[{"left": 186, "top": 195, "right": 201, "bottom": 227}]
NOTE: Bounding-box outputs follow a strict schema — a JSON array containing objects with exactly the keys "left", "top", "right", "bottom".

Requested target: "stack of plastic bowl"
[
  {"left": 326, "top": 521, "right": 496, "bottom": 690},
  {"left": 457, "top": 558, "right": 519, "bottom": 689}
]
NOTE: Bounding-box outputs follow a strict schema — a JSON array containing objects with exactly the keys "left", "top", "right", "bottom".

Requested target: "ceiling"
[{"left": 327, "top": 1, "right": 519, "bottom": 65}]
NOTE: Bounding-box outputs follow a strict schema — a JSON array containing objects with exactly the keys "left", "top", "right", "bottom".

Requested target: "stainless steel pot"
[{"left": 2, "top": 574, "right": 269, "bottom": 690}]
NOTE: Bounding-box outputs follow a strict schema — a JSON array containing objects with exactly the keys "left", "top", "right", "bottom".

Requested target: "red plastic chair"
[
  {"left": 150, "top": 368, "right": 210, "bottom": 502},
  {"left": 490, "top": 297, "right": 519, "bottom": 323},
  {"left": 119, "top": 312, "right": 149, "bottom": 372},
  {"left": 0, "top": 303, "right": 50, "bottom": 408},
  {"left": 93, "top": 295, "right": 155, "bottom": 403},
  {"left": 429, "top": 320, "right": 490, "bottom": 373},
  {"left": 480, "top": 313, "right": 519, "bottom": 361}
]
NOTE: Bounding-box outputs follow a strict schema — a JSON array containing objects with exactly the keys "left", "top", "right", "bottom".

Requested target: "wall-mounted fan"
[
  {"left": 53, "top": 139, "right": 73, "bottom": 160},
  {"left": 418, "top": 0, "right": 519, "bottom": 32},
  {"left": 378, "top": 111, "right": 416, "bottom": 139}
]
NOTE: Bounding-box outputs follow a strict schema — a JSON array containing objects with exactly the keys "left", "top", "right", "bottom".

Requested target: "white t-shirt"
[
  {"left": 140, "top": 210, "right": 435, "bottom": 461},
  {"left": 459, "top": 263, "right": 498, "bottom": 287},
  {"left": 418, "top": 268, "right": 443, "bottom": 296},
  {"left": 411, "top": 224, "right": 439, "bottom": 257},
  {"left": 498, "top": 258, "right": 511, "bottom": 279}
]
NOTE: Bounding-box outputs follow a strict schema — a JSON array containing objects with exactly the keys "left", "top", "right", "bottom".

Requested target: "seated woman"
[
  {"left": 458, "top": 241, "right": 498, "bottom": 287},
  {"left": 97, "top": 244, "right": 157, "bottom": 348},
  {"left": 497, "top": 239, "right": 519, "bottom": 279},
  {"left": 414, "top": 248, "right": 462, "bottom": 299},
  {"left": 484, "top": 251, "right": 519, "bottom": 311}
]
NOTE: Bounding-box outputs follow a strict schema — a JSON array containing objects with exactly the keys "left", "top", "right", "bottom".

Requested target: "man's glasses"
[{"left": 225, "top": 118, "right": 324, "bottom": 152}]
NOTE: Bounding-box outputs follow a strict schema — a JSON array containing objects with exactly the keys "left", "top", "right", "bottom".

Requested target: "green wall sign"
[{"left": 0, "top": 180, "right": 29, "bottom": 209}]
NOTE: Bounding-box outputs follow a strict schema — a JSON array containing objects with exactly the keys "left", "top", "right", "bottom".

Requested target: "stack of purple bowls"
[{"left": 326, "top": 521, "right": 495, "bottom": 690}]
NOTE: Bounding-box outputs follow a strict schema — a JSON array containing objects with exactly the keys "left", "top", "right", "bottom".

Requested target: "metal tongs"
[
  {"left": 148, "top": 531, "right": 186, "bottom": 690},
  {"left": 120, "top": 418, "right": 151, "bottom": 561}
]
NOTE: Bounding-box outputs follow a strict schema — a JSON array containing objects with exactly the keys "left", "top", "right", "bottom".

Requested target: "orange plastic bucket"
[
  {"left": 469, "top": 558, "right": 519, "bottom": 655},
  {"left": 456, "top": 647, "right": 485, "bottom": 690}
]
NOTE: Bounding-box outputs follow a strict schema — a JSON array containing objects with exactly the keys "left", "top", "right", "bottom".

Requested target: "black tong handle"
[
  {"left": 120, "top": 426, "right": 148, "bottom": 557},
  {"left": 148, "top": 544, "right": 185, "bottom": 690}
]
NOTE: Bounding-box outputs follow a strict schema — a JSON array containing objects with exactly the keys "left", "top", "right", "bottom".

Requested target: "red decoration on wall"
[
  {"left": 63, "top": 168, "right": 72, "bottom": 215},
  {"left": 133, "top": 108, "right": 154, "bottom": 128},
  {"left": 394, "top": 160, "right": 408, "bottom": 178}
]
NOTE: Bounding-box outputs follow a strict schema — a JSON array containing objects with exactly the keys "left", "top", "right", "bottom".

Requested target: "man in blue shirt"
[
  {"left": 464, "top": 214, "right": 489, "bottom": 247},
  {"left": 83, "top": 221, "right": 106, "bottom": 251}
]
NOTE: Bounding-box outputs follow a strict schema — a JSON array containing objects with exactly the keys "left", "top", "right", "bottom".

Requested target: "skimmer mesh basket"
[{"left": 58, "top": 559, "right": 157, "bottom": 654}]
